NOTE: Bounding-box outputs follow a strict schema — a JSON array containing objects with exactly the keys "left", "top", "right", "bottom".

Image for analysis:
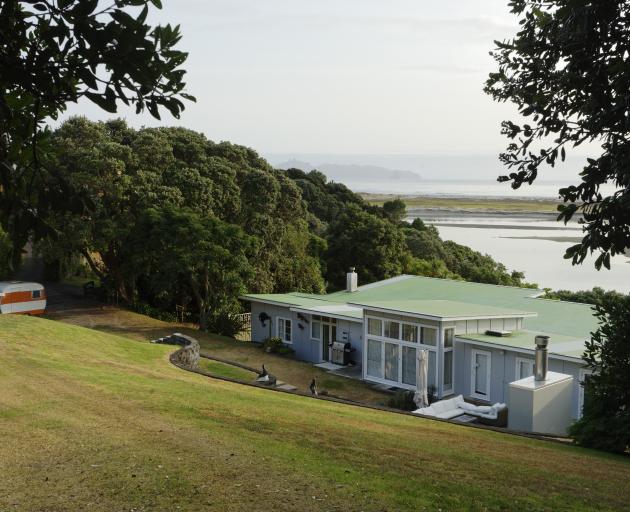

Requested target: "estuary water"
[
  {"left": 408, "top": 210, "right": 630, "bottom": 293},
  {"left": 342, "top": 178, "right": 630, "bottom": 292}
]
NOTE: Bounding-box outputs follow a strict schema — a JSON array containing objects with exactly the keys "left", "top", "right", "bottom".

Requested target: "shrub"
[
  {"left": 261, "top": 337, "right": 294, "bottom": 355},
  {"left": 387, "top": 390, "right": 417, "bottom": 411},
  {"left": 129, "top": 302, "right": 177, "bottom": 323}
]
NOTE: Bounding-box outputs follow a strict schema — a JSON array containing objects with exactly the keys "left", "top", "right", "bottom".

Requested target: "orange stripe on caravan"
[
  {"left": 11, "top": 309, "right": 45, "bottom": 315},
  {"left": 1, "top": 291, "right": 45, "bottom": 304}
]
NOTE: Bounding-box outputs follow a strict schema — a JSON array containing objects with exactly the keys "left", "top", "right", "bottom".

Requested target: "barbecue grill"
[{"left": 331, "top": 341, "right": 355, "bottom": 365}]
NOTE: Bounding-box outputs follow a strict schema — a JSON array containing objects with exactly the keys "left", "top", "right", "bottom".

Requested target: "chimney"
[
  {"left": 534, "top": 335, "right": 549, "bottom": 381},
  {"left": 346, "top": 267, "right": 358, "bottom": 292}
]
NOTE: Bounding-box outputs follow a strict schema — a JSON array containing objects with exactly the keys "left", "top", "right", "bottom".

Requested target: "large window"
[
  {"left": 367, "top": 339, "right": 383, "bottom": 378},
  {"left": 384, "top": 320, "right": 400, "bottom": 339},
  {"left": 365, "top": 316, "right": 438, "bottom": 390},
  {"left": 384, "top": 343, "right": 399, "bottom": 381},
  {"left": 276, "top": 317, "right": 292, "bottom": 343},
  {"left": 402, "top": 323, "right": 417, "bottom": 343},
  {"left": 367, "top": 318, "right": 382, "bottom": 336},
  {"left": 420, "top": 327, "right": 437, "bottom": 346},
  {"left": 402, "top": 346, "right": 416, "bottom": 385}
]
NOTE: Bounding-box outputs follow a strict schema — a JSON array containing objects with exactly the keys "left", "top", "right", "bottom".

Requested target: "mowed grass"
[
  {"left": 198, "top": 358, "right": 257, "bottom": 381},
  {"left": 1, "top": 315, "right": 629, "bottom": 511},
  {"left": 45, "top": 304, "right": 389, "bottom": 404}
]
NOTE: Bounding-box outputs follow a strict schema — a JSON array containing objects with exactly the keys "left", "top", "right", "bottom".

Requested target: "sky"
[{"left": 62, "top": 1, "right": 524, "bottom": 158}]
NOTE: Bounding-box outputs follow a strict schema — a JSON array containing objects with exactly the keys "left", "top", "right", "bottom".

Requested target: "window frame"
[
  {"left": 363, "top": 315, "right": 439, "bottom": 390},
  {"left": 401, "top": 323, "right": 418, "bottom": 343},
  {"left": 515, "top": 356, "right": 535, "bottom": 380},
  {"left": 276, "top": 316, "right": 293, "bottom": 344},
  {"left": 383, "top": 320, "right": 401, "bottom": 340},
  {"left": 310, "top": 315, "right": 321, "bottom": 341}
]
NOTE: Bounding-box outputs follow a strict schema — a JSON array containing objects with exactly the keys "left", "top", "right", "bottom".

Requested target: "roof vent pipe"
[
  {"left": 346, "top": 267, "right": 358, "bottom": 293},
  {"left": 534, "top": 335, "right": 549, "bottom": 381}
]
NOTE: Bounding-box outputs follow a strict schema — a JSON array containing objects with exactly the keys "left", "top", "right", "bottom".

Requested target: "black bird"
[
  {"left": 256, "top": 364, "right": 270, "bottom": 382},
  {"left": 309, "top": 378, "right": 318, "bottom": 397}
]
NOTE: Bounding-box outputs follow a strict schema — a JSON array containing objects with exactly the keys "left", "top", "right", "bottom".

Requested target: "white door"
[{"left": 471, "top": 349, "right": 491, "bottom": 400}]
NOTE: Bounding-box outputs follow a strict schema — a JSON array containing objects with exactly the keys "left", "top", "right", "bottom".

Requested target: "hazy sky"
[{"left": 64, "top": 1, "right": 522, "bottom": 156}]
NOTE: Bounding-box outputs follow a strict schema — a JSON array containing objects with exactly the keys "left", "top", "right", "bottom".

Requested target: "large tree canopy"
[
  {"left": 0, "top": 0, "right": 193, "bottom": 269},
  {"left": 485, "top": 0, "right": 630, "bottom": 270},
  {"left": 31, "top": 119, "right": 533, "bottom": 329}
]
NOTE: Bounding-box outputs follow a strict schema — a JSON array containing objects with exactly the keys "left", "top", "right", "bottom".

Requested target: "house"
[
  {"left": 0, "top": 281, "right": 47, "bottom": 315},
  {"left": 241, "top": 271, "right": 596, "bottom": 421}
]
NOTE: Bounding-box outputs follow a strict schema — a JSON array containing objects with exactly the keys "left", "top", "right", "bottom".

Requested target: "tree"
[
  {"left": 543, "top": 286, "right": 624, "bottom": 305},
  {"left": 0, "top": 0, "right": 193, "bottom": 271},
  {"left": 325, "top": 204, "right": 411, "bottom": 288},
  {"left": 382, "top": 199, "right": 407, "bottom": 224},
  {"left": 569, "top": 294, "right": 630, "bottom": 453},
  {"left": 485, "top": 1, "right": 630, "bottom": 270},
  {"left": 39, "top": 118, "right": 325, "bottom": 303},
  {"left": 132, "top": 207, "right": 255, "bottom": 333}
]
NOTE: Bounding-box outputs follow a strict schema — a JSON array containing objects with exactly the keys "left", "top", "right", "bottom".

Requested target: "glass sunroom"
[{"left": 363, "top": 312, "right": 442, "bottom": 393}]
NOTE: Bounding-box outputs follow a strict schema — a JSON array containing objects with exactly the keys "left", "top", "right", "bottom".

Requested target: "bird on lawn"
[
  {"left": 309, "top": 378, "right": 318, "bottom": 397},
  {"left": 256, "top": 364, "right": 270, "bottom": 383}
]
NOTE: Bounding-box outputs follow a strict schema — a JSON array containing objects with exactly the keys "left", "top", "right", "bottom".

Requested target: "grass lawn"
[
  {"left": 198, "top": 358, "right": 257, "bottom": 381},
  {"left": 361, "top": 194, "right": 559, "bottom": 213},
  {"left": 1, "top": 314, "right": 630, "bottom": 511},
  {"left": 45, "top": 304, "right": 388, "bottom": 404}
]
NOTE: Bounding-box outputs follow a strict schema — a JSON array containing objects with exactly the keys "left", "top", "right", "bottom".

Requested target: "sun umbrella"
[{"left": 414, "top": 349, "right": 429, "bottom": 409}]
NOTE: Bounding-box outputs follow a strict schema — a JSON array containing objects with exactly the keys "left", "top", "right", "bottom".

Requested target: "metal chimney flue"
[
  {"left": 346, "top": 267, "right": 358, "bottom": 293},
  {"left": 534, "top": 335, "right": 549, "bottom": 381}
]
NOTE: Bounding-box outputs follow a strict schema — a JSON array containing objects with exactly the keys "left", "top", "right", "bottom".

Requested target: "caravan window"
[{"left": 32, "top": 289, "right": 41, "bottom": 299}]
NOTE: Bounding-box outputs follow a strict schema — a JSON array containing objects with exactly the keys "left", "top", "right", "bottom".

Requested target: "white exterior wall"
[{"left": 454, "top": 339, "right": 585, "bottom": 419}]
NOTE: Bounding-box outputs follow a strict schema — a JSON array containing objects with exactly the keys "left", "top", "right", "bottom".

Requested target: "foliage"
[
  {"left": 485, "top": 0, "right": 630, "bottom": 270},
  {"left": 37, "top": 118, "right": 325, "bottom": 328},
  {"left": 0, "top": 227, "right": 11, "bottom": 279},
  {"left": 284, "top": 166, "right": 534, "bottom": 289},
  {"left": 130, "top": 206, "right": 254, "bottom": 334},
  {"left": 325, "top": 204, "right": 410, "bottom": 288},
  {"left": 543, "top": 287, "right": 624, "bottom": 305},
  {"left": 128, "top": 302, "right": 177, "bottom": 324},
  {"left": 441, "top": 241, "right": 530, "bottom": 287},
  {"left": 569, "top": 294, "right": 630, "bottom": 453},
  {"left": 0, "top": 0, "right": 193, "bottom": 272},
  {"left": 32, "top": 117, "right": 534, "bottom": 328},
  {"left": 386, "top": 390, "right": 417, "bottom": 411},
  {"left": 262, "top": 336, "right": 294, "bottom": 355},
  {"left": 382, "top": 199, "right": 407, "bottom": 224}
]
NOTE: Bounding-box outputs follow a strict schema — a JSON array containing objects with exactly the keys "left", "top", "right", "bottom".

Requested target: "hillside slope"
[{"left": 1, "top": 315, "right": 629, "bottom": 511}]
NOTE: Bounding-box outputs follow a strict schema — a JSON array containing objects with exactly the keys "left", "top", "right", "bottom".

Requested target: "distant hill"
[{"left": 276, "top": 159, "right": 422, "bottom": 182}]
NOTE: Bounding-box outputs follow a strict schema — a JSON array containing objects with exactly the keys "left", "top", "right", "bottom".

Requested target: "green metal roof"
[
  {"left": 242, "top": 275, "right": 598, "bottom": 354},
  {"left": 458, "top": 330, "right": 586, "bottom": 359},
  {"left": 347, "top": 299, "right": 536, "bottom": 320}
]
